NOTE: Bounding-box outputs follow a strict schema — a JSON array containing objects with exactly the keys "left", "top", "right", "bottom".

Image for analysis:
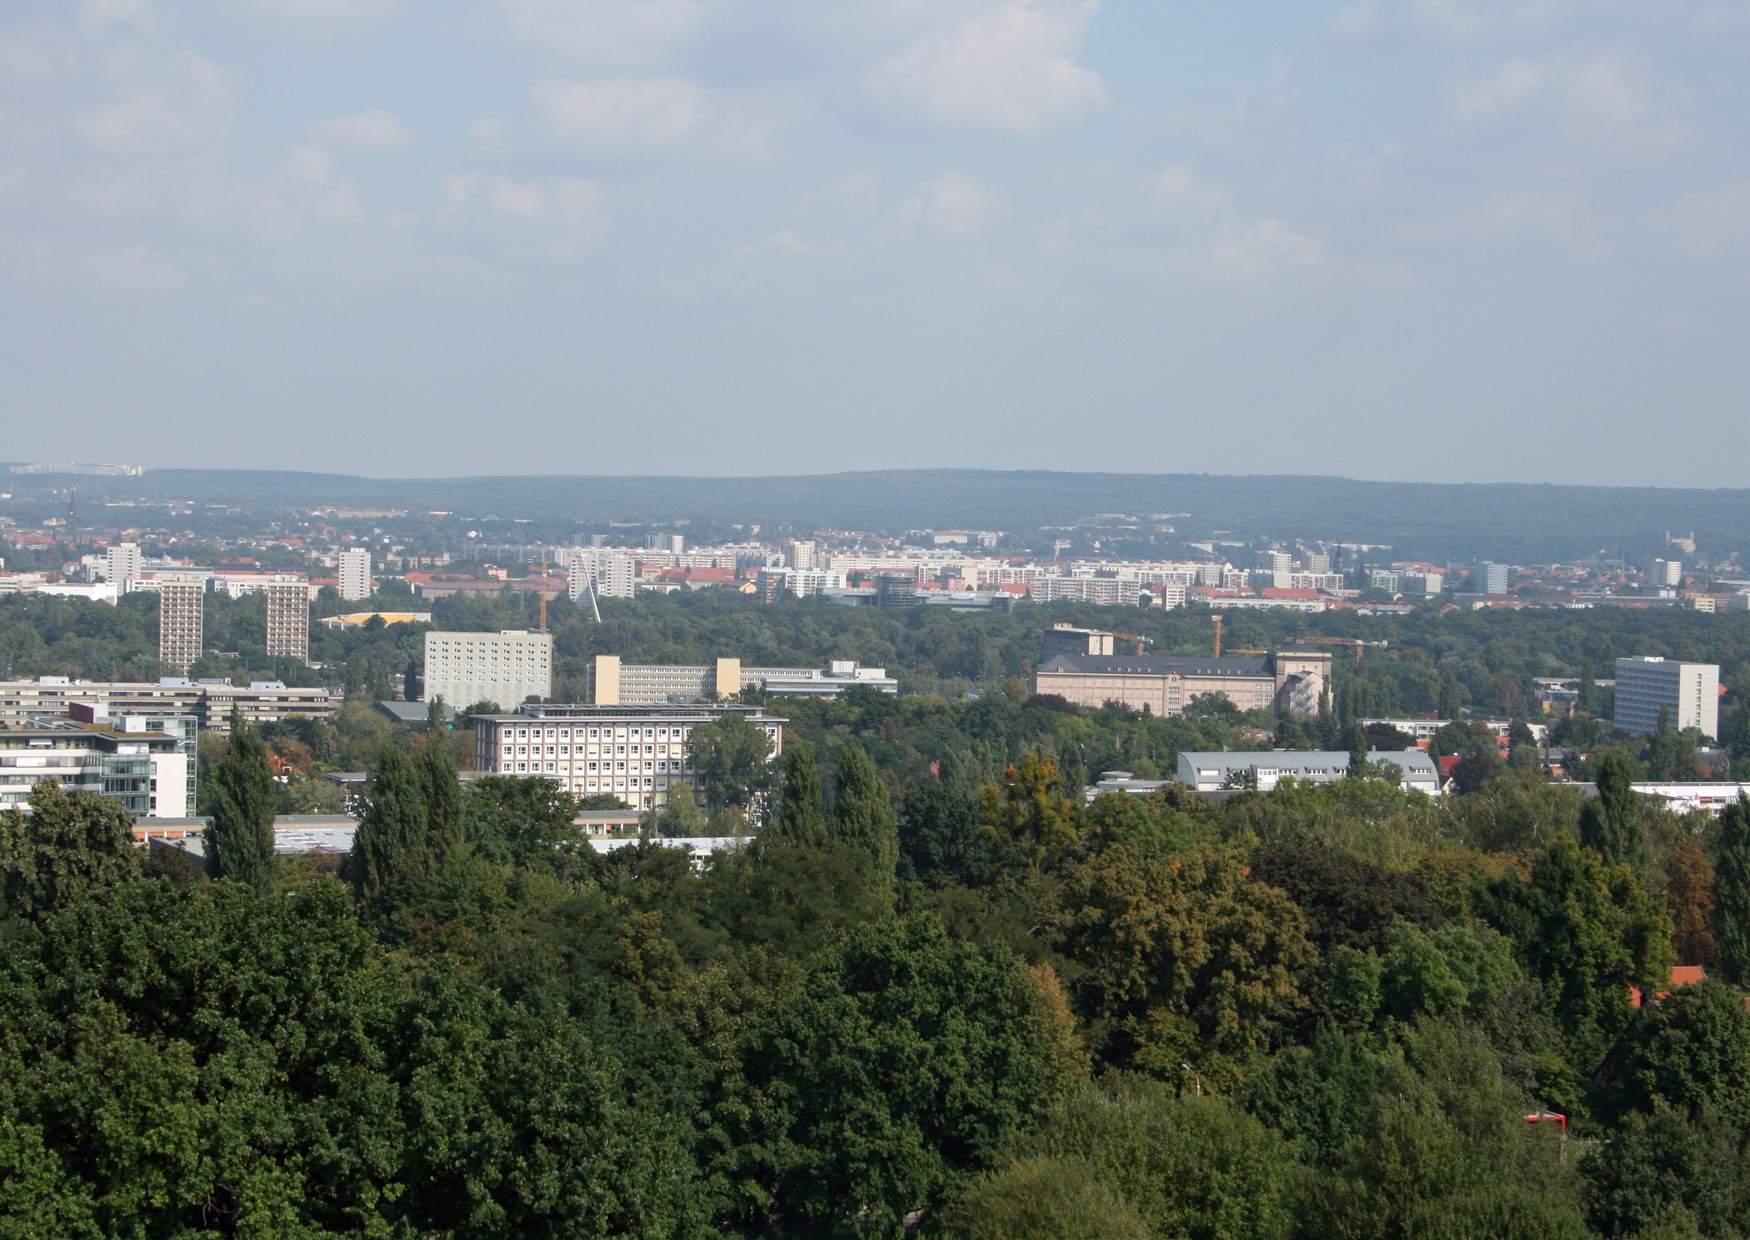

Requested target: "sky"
[{"left": 2, "top": 1, "right": 1748, "bottom": 485}]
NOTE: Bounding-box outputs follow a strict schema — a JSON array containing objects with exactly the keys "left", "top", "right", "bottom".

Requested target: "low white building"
[{"left": 1174, "top": 749, "right": 1442, "bottom": 796}]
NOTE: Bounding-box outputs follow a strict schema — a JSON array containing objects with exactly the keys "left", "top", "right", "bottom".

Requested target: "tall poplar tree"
[
  {"left": 206, "top": 727, "right": 277, "bottom": 889},
  {"left": 830, "top": 744, "right": 898, "bottom": 889},
  {"left": 1580, "top": 751, "right": 1648, "bottom": 870},
  {"left": 349, "top": 743, "right": 429, "bottom": 904},
  {"left": 1346, "top": 723, "right": 1370, "bottom": 779},
  {"left": 419, "top": 738, "right": 464, "bottom": 872},
  {"left": 1715, "top": 796, "right": 1750, "bottom": 985},
  {"left": 770, "top": 741, "right": 826, "bottom": 847}
]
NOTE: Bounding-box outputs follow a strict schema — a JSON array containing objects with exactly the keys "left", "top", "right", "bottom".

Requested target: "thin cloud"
[{"left": 869, "top": 0, "right": 1108, "bottom": 134}]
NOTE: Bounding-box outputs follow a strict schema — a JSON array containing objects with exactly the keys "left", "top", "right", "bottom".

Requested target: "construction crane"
[
  {"left": 1109, "top": 631, "right": 1154, "bottom": 656},
  {"left": 537, "top": 555, "right": 549, "bottom": 633},
  {"left": 1299, "top": 635, "right": 1389, "bottom": 662},
  {"left": 1208, "top": 613, "right": 1267, "bottom": 658}
]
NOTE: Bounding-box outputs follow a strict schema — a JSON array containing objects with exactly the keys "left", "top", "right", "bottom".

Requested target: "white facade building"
[
  {"left": 473, "top": 702, "right": 785, "bottom": 812},
  {"left": 338, "top": 548, "right": 372, "bottom": 601},
  {"left": 1615, "top": 656, "right": 1720, "bottom": 739},
  {"left": 1174, "top": 749, "right": 1442, "bottom": 796},
  {"left": 423, "top": 629, "right": 553, "bottom": 709},
  {"left": 105, "top": 542, "right": 142, "bottom": 588}
]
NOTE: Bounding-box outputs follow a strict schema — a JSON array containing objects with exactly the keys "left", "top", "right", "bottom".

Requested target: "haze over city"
[{"left": 4, "top": 0, "right": 1749, "bottom": 483}]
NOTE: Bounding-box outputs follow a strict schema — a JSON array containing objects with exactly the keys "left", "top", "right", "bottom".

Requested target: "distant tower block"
[
  {"left": 265, "top": 580, "right": 310, "bottom": 664},
  {"left": 158, "top": 579, "right": 205, "bottom": 673}
]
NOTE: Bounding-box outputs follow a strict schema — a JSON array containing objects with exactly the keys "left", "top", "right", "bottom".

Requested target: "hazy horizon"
[
  {"left": 4, "top": 2, "right": 1748, "bottom": 485},
  {"left": 11, "top": 461, "right": 1750, "bottom": 494}
]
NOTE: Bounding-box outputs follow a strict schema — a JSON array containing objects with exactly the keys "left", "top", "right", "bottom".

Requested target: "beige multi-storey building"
[
  {"left": 423, "top": 629, "right": 553, "bottom": 709},
  {"left": 1035, "top": 648, "right": 1332, "bottom": 719},
  {"left": 157, "top": 579, "right": 204, "bottom": 673},
  {"left": 265, "top": 580, "right": 310, "bottom": 663},
  {"left": 473, "top": 702, "right": 785, "bottom": 812}
]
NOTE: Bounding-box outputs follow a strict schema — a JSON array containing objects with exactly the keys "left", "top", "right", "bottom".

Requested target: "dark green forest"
[{"left": 8, "top": 695, "right": 1750, "bottom": 1236}]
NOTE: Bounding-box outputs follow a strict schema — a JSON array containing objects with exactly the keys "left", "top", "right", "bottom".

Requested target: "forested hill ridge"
[{"left": 10, "top": 467, "right": 1750, "bottom": 562}]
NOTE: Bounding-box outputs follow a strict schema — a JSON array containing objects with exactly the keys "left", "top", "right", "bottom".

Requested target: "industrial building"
[{"left": 472, "top": 702, "right": 786, "bottom": 812}]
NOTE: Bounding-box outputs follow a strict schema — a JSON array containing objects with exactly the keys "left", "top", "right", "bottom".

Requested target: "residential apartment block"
[
  {"left": 423, "top": 629, "right": 553, "bottom": 709},
  {"left": 1614, "top": 656, "right": 1720, "bottom": 739},
  {"left": 338, "top": 548, "right": 372, "bottom": 601},
  {"left": 473, "top": 702, "right": 785, "bottom": 812},
  {"left": 265, "top": 579, "right": 309, "bottom": 663},
  {"left": 157, "top": 578, "right": 204, "bottom": 673}
]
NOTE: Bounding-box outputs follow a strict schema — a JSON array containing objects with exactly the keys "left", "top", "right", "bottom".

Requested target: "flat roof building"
[
  {"left": 473, "top": 702, "right": 785, "bottom": 812},
  {"left": 1615, "top": 656, "right": 1720, "bottom": 740},
  {"left": 157, "top": 578, "right": 204, "bottom": 673},
  {"left": 265, "top": 579, "right": 310, "bottom": 663},
  {"left": 0, "top": 676, "right": 339, "bottom": 737},
  {"left": 1174, "top": 749, "right": 1441, "bottom": 796},
  {"left": 588, "top": 654, "right": 896, "bottom": 705},
  {"left": 423, "top": 629, "right": 553, "bottom": 710},
  {"left": 0, "top": 716, "right": 189, "bottom": 818},
  {"left": 338, "top": 548, "right": 372, "bottom": 601}
]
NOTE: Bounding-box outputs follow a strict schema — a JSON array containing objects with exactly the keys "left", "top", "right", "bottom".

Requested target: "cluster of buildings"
[
  {"left": 0, "top": 676, "right": 341, "bottom": 818},
  {"left": 417, "top": 627, "right": 896, "bottom": 712}
]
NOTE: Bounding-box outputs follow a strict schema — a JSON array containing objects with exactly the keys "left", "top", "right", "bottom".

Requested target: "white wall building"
[
  {"left": 423, "top": 629, "right": 553, "bottom": 709},
  {"left": 338, "top": 548, "right": 372, "bottom": 601},
  {"left": 1615, "top": 656, "right": 1720, "bottom": 739},
  {"left": 473, "top": 702, "right": 785, "bottom": 812},
  {"left": 105, "top": 541, "right": 142, "bottom": 588},
  {"left": 1174, "top": 749, "right": 1442, "bottom": 796}
]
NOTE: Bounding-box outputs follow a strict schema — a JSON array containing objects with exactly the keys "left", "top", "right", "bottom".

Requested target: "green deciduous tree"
[
  {"left": 1021, "top": 1078, "right": 1296, "bottom": 1240},
  {"left": 0, "top": 781, "right": 138, "bottom": 922},
  {"left": 1477, "top": 840, "right": 1674, "bottom": 1078},
  {"left": 768, "top": 740, "right": 825, "bottom": 847},
  {"left": 829, "top": 743, "right": 898, "bottom": 892},
  {"left": 1716, "top": 796, "right": 1750, "bottom": 986},
  {"left": 348, "top": 743, "right": 429, "bottom": 903},
  {"left": 937, "top": 1157, "right": 1148, "bottom": 1240},
  {"left": 1581, "top": 750, "right": 1649, "bottom": 869},
  {"left": 1056, "top": 843, "right": 1316, "bottom": 1078},
  {"left": 689, "top": 713, "right": 773, "bottom": 814},
  {"left": 205, "top": 727, "right": 277, "bottom": 888},
  {"left": 979, "top": 751, "right": 1079, "bottom": 876}
]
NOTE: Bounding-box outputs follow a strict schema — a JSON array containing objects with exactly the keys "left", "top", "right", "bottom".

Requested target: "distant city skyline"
[{"left": 3, "top": 2, "right": 1748, "bottom": 485}]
